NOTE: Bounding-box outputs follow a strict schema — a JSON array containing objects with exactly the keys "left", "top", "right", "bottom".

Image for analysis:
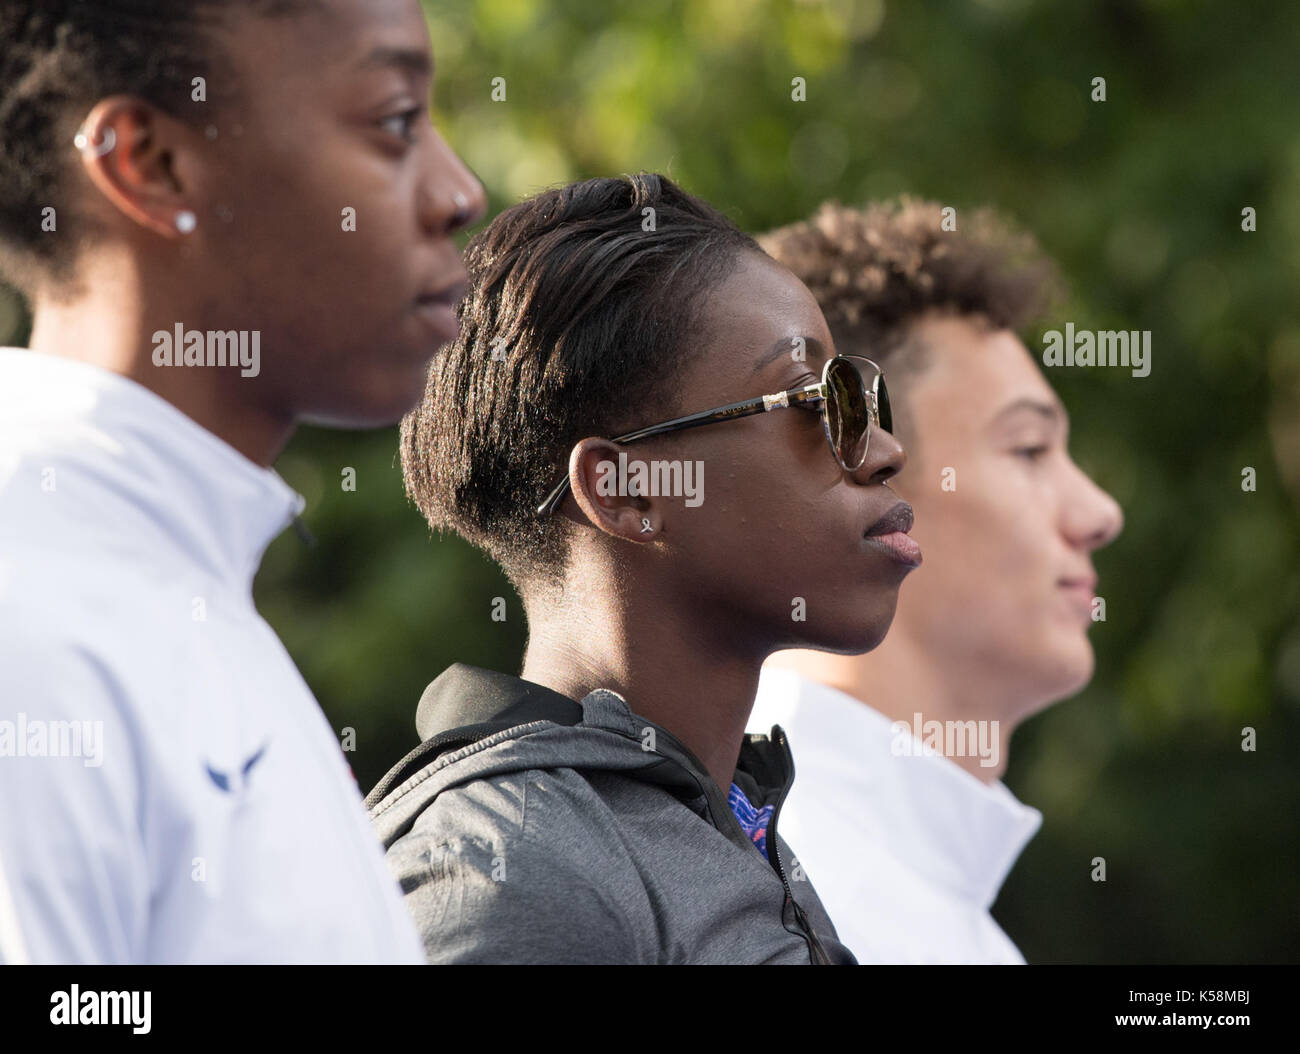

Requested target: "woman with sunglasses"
[{"left": 370, "top": 173, "right": 919, "bottom": 965}]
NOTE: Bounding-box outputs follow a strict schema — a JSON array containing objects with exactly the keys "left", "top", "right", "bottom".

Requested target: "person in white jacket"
[
  {"left": 0, "top": 0, "right": 485, "bottom": 964},
  {"left": 748, "top": 199, "right": 1124, "bottom": 964}
]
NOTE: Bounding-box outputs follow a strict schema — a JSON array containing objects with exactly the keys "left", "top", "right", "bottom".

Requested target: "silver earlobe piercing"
[
  {"left": 639, "top": 518, "right": 653, "bottom": 534},
  {"left": 175, "top": 211, "right": 197, "bottom": 234}
]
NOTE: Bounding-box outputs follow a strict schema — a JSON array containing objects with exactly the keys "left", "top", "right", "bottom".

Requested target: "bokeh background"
[{"left": 3, "top": 0, "right": 1297, "bottom": 963}]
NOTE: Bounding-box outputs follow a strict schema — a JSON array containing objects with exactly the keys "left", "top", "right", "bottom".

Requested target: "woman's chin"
[{"left": 799, "top": 617, "right": 896, "bottom": 657}]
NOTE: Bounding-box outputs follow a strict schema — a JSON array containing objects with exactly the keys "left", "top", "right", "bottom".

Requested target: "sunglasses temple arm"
[{"left": 536, "top": 393, "right": 803, "bottom": 515}]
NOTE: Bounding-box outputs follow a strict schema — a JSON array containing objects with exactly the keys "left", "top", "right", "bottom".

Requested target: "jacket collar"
[
  {"left": 0, "top": 349, "right": 303, "bottom": 588},
  {"left": 414, "top": 662, "right": 584, "bottom": 740},
  {"left": 755, "top": 667, "right": 1042, "bottom": 909},
  {"left": 394, "top": 663, "right": 793, "bottom": 814}
]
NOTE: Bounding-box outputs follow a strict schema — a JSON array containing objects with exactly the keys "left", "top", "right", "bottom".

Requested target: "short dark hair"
[
  {"left": 400, "top": 172, "right": 761, "bottom": 592},
  {"left": 0, "top": 0, "right": 315, "bottom": 286},
  {"left": 758, "top": 197, "right": 1062, "bottom": 404}
]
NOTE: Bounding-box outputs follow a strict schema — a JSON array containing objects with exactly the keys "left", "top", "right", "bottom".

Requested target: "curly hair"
[
  {"left": 399, "top": 172, "right": 761, "bottom": 594},
  {"left": 0, "top": 1, "right": 316, "bottom": 287},
  {"left": 757, "top": 197, "right": 1063, "bottom": 399}
]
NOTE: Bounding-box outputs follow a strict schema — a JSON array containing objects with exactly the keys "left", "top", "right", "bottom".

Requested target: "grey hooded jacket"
[{"left": 367, "top": 664, "right": 857, "bottom": 965}]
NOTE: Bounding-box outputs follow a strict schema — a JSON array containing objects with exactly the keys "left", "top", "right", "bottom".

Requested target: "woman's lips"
[
  {"left": 864, "top": 501, "right": 921, "bottom": 566},
  {"left": 413, "top": 296, "right": 462, "bottom": 344},
  {"left": 413, "top": 275, "right": 469, "bottom": 346},
  {"left": 864, "top": 530, "right": 923, "bottom": 566}
]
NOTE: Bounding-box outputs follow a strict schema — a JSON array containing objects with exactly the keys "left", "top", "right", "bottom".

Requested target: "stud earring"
[
  {"left": 175, "top": 211, "right": 197, "bottom": 235},
  {"left": 639, "top": 517, "right": 653, "bottom": 534}
]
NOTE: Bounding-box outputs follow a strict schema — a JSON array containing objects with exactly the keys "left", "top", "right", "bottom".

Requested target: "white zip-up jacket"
[{"left": 0, "top": 349, "right": 423, "bottom": 964}]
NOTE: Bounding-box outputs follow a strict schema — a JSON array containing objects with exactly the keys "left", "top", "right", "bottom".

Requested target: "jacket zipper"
[
  {"left": 622, "top": 719, "right": 835, "bottom": 964},
  {"left": 767, "top": 726, "right": 833, "bottom": 964}
]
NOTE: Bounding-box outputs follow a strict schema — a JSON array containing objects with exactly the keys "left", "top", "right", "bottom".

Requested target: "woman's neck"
[
  {"left": 27, "top": 260, "right": 294, "bottom": 467},
  {"left": 521, "top": 587, "right": 766, "bottom": 795}
]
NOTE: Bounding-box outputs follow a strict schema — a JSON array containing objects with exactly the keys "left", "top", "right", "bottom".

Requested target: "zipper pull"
[{"left": 789, "top": 893, "right": 835, "bottom": 964}]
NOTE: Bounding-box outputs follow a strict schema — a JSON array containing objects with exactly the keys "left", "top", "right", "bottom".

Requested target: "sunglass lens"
[
  {"left": 877, "top": 374, "right": 892, "bottom": 434},
  {"left": 824, "top": 357, "right": 871, "bottom": 469}
]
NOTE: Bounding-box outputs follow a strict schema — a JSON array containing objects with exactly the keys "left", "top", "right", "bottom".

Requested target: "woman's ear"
[
  {"left": 76, "top": 95, "right": 202, "bottom": 240},
  {"left": 565, "top": 437, "right": 659, "bottom": 542}
]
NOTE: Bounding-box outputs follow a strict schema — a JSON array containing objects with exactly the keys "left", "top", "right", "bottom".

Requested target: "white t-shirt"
[
  {"left": 749, "top": 667, "right": 1043, "bottom": 964},
  {"left": 0, "top": 349, "right": 423, "bottom": 964}
]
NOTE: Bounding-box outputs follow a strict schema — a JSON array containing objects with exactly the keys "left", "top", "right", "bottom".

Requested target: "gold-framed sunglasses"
[{"left": 536, "top": 354, "right": 891, "bottom": 515}]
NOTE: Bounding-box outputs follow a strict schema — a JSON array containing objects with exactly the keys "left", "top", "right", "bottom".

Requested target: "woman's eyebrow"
[
  {"left": 751, "top": 336, "right": 828, "bottom": 377},
  {"left": 354, "top": 45, "right": 434, "bottom": 79}
]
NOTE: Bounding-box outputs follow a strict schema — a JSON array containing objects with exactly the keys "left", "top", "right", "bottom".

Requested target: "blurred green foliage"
[{"left": 3, "top": 0, "right": 1297, "bottom": 963}]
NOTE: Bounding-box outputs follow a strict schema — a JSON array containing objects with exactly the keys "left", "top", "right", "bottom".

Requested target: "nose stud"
[{"left": 451, "top": 191, "right": 471, "bottom": 228}]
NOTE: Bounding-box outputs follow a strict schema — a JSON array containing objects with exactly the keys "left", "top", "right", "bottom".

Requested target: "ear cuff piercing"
[{"left": 73, "top": 126, "right": 116, "bottom": 158}]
